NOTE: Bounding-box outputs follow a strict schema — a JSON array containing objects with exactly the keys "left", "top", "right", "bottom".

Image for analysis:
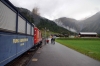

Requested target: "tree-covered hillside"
[
  {"left": 17, "top": 7, "right": 74, "bottom": 35},
  {"left": 37, "top": 18, "right": 73, "bottom": 34}
]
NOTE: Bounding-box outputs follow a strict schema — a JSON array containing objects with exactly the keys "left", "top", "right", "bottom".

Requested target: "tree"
[{"left": 32, "top": 7, "right": 40, "bottom": 15}]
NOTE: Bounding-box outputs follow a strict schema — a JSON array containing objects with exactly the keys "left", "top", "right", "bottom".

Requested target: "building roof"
[{"left": 79, "top": 32, "right": 97, "bottom": 35}]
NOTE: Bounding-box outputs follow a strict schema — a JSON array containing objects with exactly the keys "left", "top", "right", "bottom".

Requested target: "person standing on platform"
[{"left": 51, "top": 35, "right": 56, "bottom": 44}]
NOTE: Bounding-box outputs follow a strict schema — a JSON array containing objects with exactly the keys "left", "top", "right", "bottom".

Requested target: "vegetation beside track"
[{"left": 56, "top": 38, "right": 100, "bottom": 61}]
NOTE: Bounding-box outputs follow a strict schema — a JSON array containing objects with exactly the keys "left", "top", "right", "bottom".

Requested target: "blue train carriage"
[{"left": 0, "top": 0, "right": 34, "bottom": 66}]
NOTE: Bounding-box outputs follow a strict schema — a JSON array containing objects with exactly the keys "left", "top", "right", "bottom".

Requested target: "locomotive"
[
  {"left": 34, "top": 27, "right": 42, "bottom": 48},
  {"left": 0, "top": 0, "right": 42, "bottom": 66}
]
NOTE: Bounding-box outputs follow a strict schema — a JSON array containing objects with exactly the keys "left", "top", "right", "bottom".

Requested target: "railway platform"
[{"left": 26, "top": 39, "right": 100, "bottom": 66}]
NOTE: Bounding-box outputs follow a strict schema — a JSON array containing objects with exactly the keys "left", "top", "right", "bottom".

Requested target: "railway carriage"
[{"left": 0, "top": 0, "right": 38, "bottom": 65}]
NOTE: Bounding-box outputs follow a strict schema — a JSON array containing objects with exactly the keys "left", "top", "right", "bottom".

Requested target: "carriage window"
[
  {"left": 0, "top": 1, "right": 16, "bottom": 31},
  {"left": 18, "top": 16, "right": 26, "bottom": 33},
  {"left": 27, "top": 23, "right": 31, "bottom": 35}
]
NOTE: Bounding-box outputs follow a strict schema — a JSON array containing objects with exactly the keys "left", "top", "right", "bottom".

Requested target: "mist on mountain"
[{"left": 54, "top": 12, "right": 100, "bottom": 34}]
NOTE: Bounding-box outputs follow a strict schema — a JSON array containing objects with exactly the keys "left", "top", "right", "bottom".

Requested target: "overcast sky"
[{"left": 9, "top": 0, "right": 100, "bottom": 20}]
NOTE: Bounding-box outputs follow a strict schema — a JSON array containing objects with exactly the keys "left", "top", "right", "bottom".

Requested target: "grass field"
[{"left": 56, "top": 38, "right": 100, "bottom": 61}]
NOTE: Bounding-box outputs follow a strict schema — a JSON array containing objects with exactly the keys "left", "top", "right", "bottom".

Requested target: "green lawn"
[{"left": 56, "top": 38, "right": 100, "bottom": 61}]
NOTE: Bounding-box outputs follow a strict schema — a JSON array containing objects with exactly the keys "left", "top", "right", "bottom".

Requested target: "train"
[
  {"left": 0, "top": 0, "right": 42, "bottom": 66},
  {"left": 34, "top": 27, "right": 42, "bottom": 47}
]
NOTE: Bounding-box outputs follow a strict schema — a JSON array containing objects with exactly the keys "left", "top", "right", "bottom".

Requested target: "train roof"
[{"left": 79, "top": 32, "right": 97, "bottom": 35}]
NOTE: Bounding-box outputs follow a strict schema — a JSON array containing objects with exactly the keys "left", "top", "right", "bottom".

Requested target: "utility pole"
[
  {"left": 45, "top": 27, "right": 46, "bottom": 38},
  {"left": 45, "top": 27, "right": 46, "bottom": 44},
  {"left": 47, "top": 29, "right": 49, "bottom": 38}
]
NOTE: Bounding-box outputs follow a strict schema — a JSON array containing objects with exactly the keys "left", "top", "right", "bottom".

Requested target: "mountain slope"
[
  {"left": 54, "top": 12, "right": 100, "bottom": 34},
  {"left": 54, "top": 17, "right": 80, "bottom": 33},
  {"left": 81, "top": 12, "right": 100, "bottom": 34},
  {"left": 17, "top": 7, "right": 100, "bottom": 34},
  {"left": 17, "top": 7, "right": 41, "bottom": 25},
  {"left": 17, "top": 7, "right": 74, "bottom": 34}
]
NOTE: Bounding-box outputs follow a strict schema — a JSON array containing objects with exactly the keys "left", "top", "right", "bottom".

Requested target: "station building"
[{"left": 79, "top": 32, "right": 97, "bottom": 37}]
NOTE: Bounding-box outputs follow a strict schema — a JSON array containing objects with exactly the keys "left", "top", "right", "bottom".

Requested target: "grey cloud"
[{"left": 9, "top": 0, "right": 100, "bottom": 20}]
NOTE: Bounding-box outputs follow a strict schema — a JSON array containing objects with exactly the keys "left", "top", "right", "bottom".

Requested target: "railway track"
[{"left": 5, "top": 47, "right": 39, "bottom": 66}]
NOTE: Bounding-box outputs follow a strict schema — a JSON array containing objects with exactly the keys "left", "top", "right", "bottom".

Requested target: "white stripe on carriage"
[
  {"left": 0, "top": 49, "right": 28, "bottom": 64},
  {"left": 0, "top": 54, "right": 16, "bottom": 64}
]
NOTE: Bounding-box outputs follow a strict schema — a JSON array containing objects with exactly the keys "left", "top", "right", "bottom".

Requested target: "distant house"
[{"left": 79, "top": 32, "right": 97, "bottom": 37}]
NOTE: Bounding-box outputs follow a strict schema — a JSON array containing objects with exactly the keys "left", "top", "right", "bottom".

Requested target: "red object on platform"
[{"left": 46, "top": 40, "right": 49, "bottom": 43}]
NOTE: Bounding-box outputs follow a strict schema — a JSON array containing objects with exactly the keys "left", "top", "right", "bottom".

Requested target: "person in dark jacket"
[{"left": 51, "top": 35, "right": 56, "bottom": 44}]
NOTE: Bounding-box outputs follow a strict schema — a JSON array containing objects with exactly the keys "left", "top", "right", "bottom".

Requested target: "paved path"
[{"left": 27, "top": 40, "right": 100, "bottom": 66}]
